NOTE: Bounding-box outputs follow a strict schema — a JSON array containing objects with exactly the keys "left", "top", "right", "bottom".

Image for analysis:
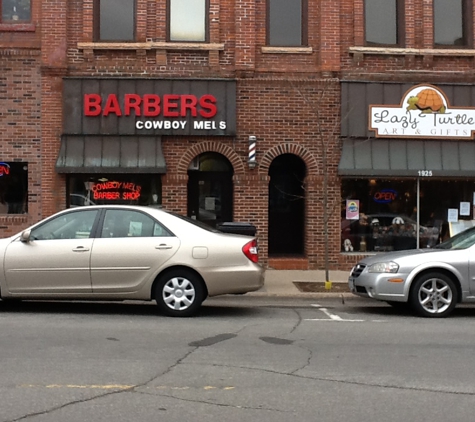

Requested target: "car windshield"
[{"left": 435, "top": 226, "right": 475, "bottom": 250}]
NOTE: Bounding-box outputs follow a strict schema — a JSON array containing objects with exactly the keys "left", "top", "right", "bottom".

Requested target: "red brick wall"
[{"left": 1, "top": 0, "right": 474, "bottom": 271}]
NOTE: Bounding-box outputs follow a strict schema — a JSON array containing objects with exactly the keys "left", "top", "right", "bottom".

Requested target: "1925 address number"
[{"left": 418, "top": 170, "right": 433, "bottom": 177}]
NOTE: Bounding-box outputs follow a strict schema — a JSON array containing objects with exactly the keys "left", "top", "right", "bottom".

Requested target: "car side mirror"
[{"left": 20, "top": 229, "right": 32, "bottom": 243}]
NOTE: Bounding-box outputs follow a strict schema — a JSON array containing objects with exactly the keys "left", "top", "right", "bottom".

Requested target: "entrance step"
[{"left": 268, "top": 257, "right": 309, "bottom": 270}]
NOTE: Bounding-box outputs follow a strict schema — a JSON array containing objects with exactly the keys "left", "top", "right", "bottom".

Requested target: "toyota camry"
[{"left": 0, "top": 206, "right": 264, "bottom": 317}]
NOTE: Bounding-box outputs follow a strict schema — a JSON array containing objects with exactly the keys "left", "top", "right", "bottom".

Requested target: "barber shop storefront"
[
  {"left": 339, "top": 82, "right": 475, "bottom": 254},
  {"left": 57, "top": 78, "right": 236, "bottom": 225}
]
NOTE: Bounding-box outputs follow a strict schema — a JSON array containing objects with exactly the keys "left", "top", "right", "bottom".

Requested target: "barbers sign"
[
  {"left": 63, "top": 78, "right": 236, "bottom": 136},
  {"left": 369, "top": 84, "right": 475, "bottom": 139}
]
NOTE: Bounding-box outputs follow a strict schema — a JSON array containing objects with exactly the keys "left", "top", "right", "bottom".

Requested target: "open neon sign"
[
  {"left": 91, "top": 181, "right": 141, "bottom": 201},
  {"left": 0, "top": 163, "right": 10, "bottom": 177},
  {"left": 373, "top": 189, "right": 398, "bottom": 203}
]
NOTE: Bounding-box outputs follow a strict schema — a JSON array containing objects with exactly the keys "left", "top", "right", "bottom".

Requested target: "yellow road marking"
[{"left": 20, "top": 384, "right": 235, "bottom": 391}]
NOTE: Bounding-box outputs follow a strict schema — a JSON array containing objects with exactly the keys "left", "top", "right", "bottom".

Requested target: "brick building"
[{"left": 1, "top": 0, "right": 475, "bottom": 271}]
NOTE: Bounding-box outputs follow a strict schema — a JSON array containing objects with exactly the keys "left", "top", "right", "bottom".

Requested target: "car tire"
[
  {"left": 409, "top": 272, "right": 457, "bottom": 318},
  {"left": 155, "top": 269, "right": 205, "bottom": 317}
]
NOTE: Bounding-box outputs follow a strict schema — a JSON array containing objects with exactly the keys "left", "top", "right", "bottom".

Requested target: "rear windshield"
[{"left": 168, "top": 212, "right": 219, "bottom": 233}]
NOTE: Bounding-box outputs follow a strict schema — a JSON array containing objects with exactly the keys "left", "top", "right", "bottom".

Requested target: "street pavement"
[{"left": 250, "top": 269, "right": 353, "bottom": 298}]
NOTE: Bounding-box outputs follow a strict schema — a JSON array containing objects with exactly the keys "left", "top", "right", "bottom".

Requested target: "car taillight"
[{"left": 242, "top": 239, "right": 259, "bottom": 263}]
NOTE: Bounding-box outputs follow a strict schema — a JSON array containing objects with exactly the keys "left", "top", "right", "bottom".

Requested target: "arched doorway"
[
  {"left": 268, "top": 154, "right": 306, "bottom": 255},
  {"left": 187, "top": 152, "right": 234, "bottom": 227}
]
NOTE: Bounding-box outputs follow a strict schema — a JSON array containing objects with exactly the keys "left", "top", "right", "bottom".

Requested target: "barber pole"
[{"left": 248, "top": 136, "right": 256, "bottom": 166}]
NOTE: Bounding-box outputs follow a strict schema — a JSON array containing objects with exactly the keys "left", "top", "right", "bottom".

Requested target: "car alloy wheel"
[
  {"left": 410, "top": 272, "right": 457, "bottom": 318},
  {"left": 155, "top": 270, "right": 204, "bottom": 317}
]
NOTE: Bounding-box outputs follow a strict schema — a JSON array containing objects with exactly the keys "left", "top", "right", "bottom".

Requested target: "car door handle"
[
  {"left": 73, "top": 246, "right": 90, "bottom": 252},
  {"left": 155, "top": 244, "right": 173, "bottom": 250}
]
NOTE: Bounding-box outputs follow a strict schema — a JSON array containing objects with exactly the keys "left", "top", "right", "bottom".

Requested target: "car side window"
[
  {"left": 30, "top": 210, "right": 99, "bottom": 240},
  {"left": 100, "top": 210, "right": 172, "bottom": 238}
]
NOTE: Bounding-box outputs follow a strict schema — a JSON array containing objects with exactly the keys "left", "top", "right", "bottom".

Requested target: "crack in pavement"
[
  {"left": 135, "top": 389, "right": 294, "bottom": 413},
  {"left": 204, "top": 362, "right": 475, "bottom": 397}
]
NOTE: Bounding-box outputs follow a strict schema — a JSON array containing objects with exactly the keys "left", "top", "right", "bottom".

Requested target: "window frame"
[
  {"left": 266, "top": 0, "right": 308, "bottom": 47},
  {"left": 433, "top": 0, "right": 473, "bottom": 48},
  {"left": 167, "top": 0, "right": 210, "bottom": 43},
  {"left": 0, "top": 0, "right": 31, "bottom": 24},
  {"left": 364, "top": 0, "right": 405, "bottom": 47},
  {"left": 93, "top": 0, "right": 136, "bottom": 42}
]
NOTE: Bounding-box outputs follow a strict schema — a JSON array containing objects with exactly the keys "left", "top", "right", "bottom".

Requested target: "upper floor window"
[
  {"left": 94, "top": 0, "right": 135, "bottom": 42},
  {"left": 268, "top": 0, "right": 307, "bottom": 46},
  {"left": 169, "top": 0, "right": 207, "bottom": 42},
  {"left": 1, "top": 0, "right": 30, "bottom": 22},
  {"left": 434, "top": 0, "right": 471, "bottom": 47},
  {"left": 365, "top": 0, "right": 404, "bottom": 46}
]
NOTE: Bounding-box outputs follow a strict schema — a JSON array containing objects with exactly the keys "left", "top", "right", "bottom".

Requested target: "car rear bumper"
[{"left": 204, "top": 264, "right": 265, "bottom": 297}]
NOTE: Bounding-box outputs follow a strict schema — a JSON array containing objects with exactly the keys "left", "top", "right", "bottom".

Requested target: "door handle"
[
  {"left": 155, "top": 244, "right": 173, "bottom": 250},
  {"left": 73, "top": 246, "right": 90, "bottom": 252}
]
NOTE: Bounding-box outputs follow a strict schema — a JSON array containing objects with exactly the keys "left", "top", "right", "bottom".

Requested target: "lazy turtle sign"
[{"left": 369, "top": 84, "right": 475, "bottom": 139}]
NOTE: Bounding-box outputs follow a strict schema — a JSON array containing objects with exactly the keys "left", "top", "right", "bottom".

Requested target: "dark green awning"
[
  {"left": 56, "top": 136, "right": 166, "bottom": 174},
  {"left": 338, "top": 139, "right": 475, "bottom": 177}
]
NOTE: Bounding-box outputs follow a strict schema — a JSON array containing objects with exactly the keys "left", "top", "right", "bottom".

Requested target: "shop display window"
[
  {"left": 341, "top": 178, "right": 475, "bottom": 253},
  {"left": 68, "top": 175, "right": 162, "bottom": 208},
  {"left": 0, "top": 162, "right": 28, "bottom": 214}
]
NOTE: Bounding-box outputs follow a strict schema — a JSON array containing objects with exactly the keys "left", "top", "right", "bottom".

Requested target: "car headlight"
[{"left": 367, "top": 261, "right": 399, "bottom": 273}]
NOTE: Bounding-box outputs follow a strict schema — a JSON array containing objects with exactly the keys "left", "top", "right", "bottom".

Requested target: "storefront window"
[
  {"left": 67, "top": 175, "right": 162, "bottom": 208},
  {"left": 341, "top": 178, "right": 475, "bottom": 253},
  {"left": 0, "top": 162, "right": 28, "bottom": 214}
]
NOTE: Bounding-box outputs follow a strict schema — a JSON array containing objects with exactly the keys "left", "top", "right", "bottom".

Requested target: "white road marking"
[{"left": 307, "top": 304, "right": 386, "bottom": 323}]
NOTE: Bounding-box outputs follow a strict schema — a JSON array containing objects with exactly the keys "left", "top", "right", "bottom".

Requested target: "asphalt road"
[{"left": 1, "top": 296, "right": 475, "bottom": 422}]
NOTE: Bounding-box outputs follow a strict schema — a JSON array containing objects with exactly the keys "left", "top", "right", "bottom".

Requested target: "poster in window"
[
  {"left": 346, "top": 200, "right": 359, "bottom": 220},
  {"left": 447, "top": 208, "right": 458, "bottom": 223},
  {"left": 460, "top": 202, "right": 470, "bottom": 216}
]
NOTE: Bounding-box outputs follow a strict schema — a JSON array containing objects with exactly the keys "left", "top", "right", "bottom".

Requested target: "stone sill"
[
  {"left": 77, "top": 42, "right": 225, "bottom": 52},
  {"left": 0, "top": 23, "right": 36, "bottom": 32},
  {"left": 261, "top": 46, "right": 313, "bottom": 54},
  {"left": 349, "top": 46, "right": 475, "bottom": 56}
]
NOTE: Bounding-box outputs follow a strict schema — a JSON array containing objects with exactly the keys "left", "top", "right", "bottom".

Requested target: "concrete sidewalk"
[{"left": 249, "top": 269, "right": 353, "bottom": 297}]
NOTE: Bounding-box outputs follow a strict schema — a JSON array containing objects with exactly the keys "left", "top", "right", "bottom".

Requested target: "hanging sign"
[{"left": 369, "top": 84, "right": 475, "bottom": 139}]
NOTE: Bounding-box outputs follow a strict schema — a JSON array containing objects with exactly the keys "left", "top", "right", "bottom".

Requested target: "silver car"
[
  {"left": 349, "top": 226, "right": 475, "bottom": 317},
  {"left": 0, "top": 205, "right": 264, "bottom": 317}
]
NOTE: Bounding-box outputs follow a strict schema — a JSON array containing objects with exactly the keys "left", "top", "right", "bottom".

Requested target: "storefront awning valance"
[
  {"left": 338, "top": 139, "right": 475, "bottom": 178},
  {"left": 56, "top": 136, "right": 167, "bottom": 174}
]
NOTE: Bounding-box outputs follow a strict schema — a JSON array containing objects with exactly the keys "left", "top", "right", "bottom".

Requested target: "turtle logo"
[{"left": 406, "top": 88, "right": 446, "bottom": 114}]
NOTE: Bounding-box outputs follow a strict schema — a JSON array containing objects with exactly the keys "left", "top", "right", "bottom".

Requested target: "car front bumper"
[{"left": 349, "top": 271, "right": 409, "bottom": 302}]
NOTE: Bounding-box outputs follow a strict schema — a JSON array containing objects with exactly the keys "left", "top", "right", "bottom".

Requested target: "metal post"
[{"left": 416, "top": 177, "right": 420, "bottom": 249}]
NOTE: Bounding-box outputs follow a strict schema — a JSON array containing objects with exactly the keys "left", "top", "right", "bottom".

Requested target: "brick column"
[
  {"left": 233, "top": 173, "right": 270, "bottom": 265},
  {"left": 235, "top": 0, "right": 256, "bottom": 71},
  {"left": 41, "top": 0, "right": 68, "bottom": 217},
  {"left": 320, "top": 0, "right": 341, "bottom": 72},
  {"left": 161, "top": 174, "right": 188, "bottom": 215}
]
